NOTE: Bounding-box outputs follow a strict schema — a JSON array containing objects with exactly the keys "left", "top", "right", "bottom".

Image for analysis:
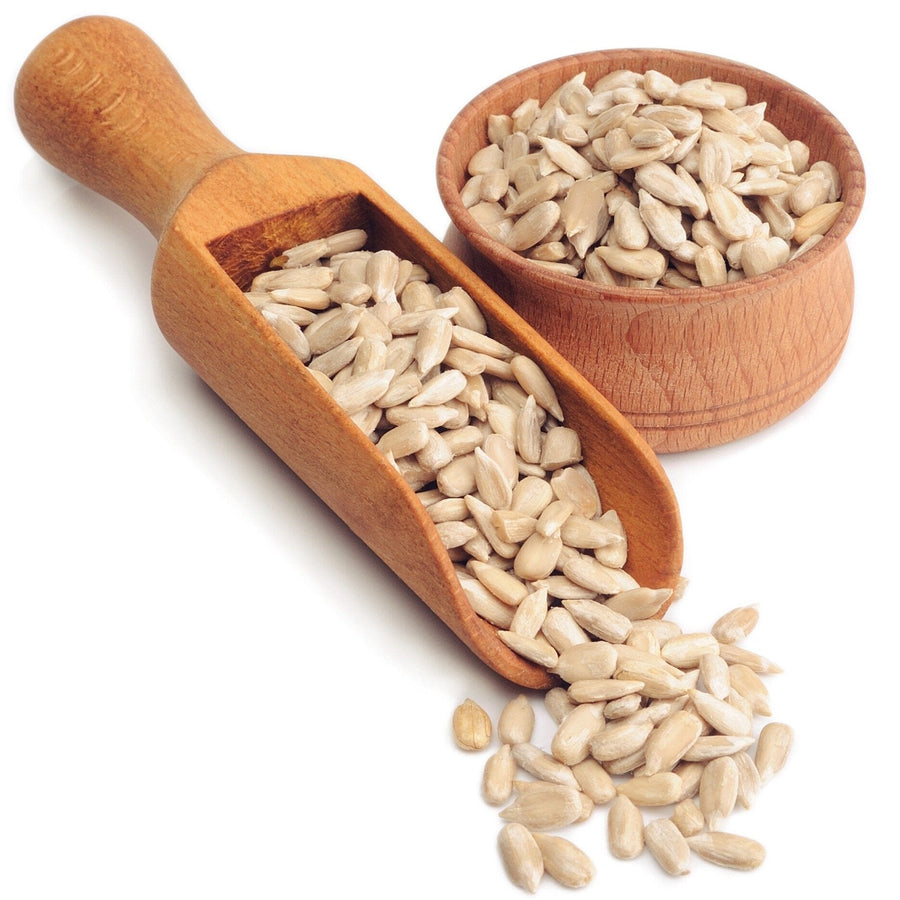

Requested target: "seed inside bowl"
[{"left": 460, "top": 68, "right": 843, "bottom": 287}]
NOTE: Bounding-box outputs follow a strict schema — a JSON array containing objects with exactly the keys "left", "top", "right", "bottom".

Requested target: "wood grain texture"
[
  {"left": 15, "top": 17, "right": 683, "bottom": 688},
  {"left": 437, "top": 49, "right": 866, "bottom": 453}
]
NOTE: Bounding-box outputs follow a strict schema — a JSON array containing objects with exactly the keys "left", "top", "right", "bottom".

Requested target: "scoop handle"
[{"left": 15, "top": 15, "right": 242, "bottom": 239}]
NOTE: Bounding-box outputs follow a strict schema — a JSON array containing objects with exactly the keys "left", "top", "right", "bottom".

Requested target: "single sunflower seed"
[
  {"left": 685, "top": 831, "right": 766, "bottom": 870},
  {"left": 499, "top": 782, "right": 584, "bottom": 830},
  {"left": 531, "top": 832, "right": 595, "bottom": 888},
  {"left": 498, "top": 823, "right": 544, "bottom": 893},
  {"left": 644, "top": 817, "right": 691, "bottom": 876},
  {"left": 452, "top": 698, "right": 492, "bottom": 751}
]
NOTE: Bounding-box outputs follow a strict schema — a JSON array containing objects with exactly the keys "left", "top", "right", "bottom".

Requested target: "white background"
[{"left": 3, "top": 2, "right": 896, "bottom": 897}]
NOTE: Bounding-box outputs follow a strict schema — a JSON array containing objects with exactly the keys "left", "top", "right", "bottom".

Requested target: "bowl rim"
[{"left": 436, "top": 46, "right": 866, "bottom": 307}]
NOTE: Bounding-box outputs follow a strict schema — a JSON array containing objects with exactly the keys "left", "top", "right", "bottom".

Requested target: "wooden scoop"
[{"left": 15, "top": 15, "right": 682, "bottom": 689}]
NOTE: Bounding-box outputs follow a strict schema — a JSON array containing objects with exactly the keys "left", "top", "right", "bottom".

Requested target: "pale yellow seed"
[
  {"left": 541, "top": 575, "right": 596, "bottom": 602},
  {"left": 452, "top": 698, "right": 492, "bottom": 750},
  {"left": 509, "top": 355, "right": 565, "bottom": 421},
  {"left": 510, "top": 587, "right": 550, "bottom": 638},
  {"left": 638, "top": 189, "right": 687, "bottom": 251},
  {"left": 531, "top": 832, "right": 596, "bottom": 888},
  {"left": 468, "top": 560, "right": 529, "bottom": 606},
  {"left": 792, "top": 200, "right": 844, "bottom": 244},
  {"left": 551, "top": 703, "right": 606, "bottom": 766},
  {"left": 604, "top": 693, "right": 643, "bottom": 719},
  {"left": 673, "top": 761, "right": 705, "bottom": 800},
  {"left": 538, "top": 135, "right": 595, "bottom": 180},
  {"left": 615, "top": 657, "right": 692, "bottom": 701},
  {"left": 608, "top": 795, "right": 644, "bottom": 860},
  {"left": 282, "top": 228, "right": 367, "bottom": 265},
  {"left": 642, "top": 709, "right": 704, "bottom": 776},
  {"left": 559, "top": 515, "right": 623, "bottom": 551},
  {"left": 541, "top": 606, "right": 592, "bottom": 652},
  {"left": 682, "top": 734, "right": 755, "bottom": 762},
  {"left": 742, "top": 236, "right": 791, "bottom": 277},
  {"left": 561, "top": 174, "right": 611, "bottom": 258},
  {"left": 511, "top": 475, "right": 556, "bottom": 518},
  {"left": 755, "top": 722, "right": 794, "bottom": 783},
  {"left": 498, "top": 693, "right": 536, "bottom": 745},
  {"left": 434, "top": 519, "right": 479, "bottom": 550},
  {"left": 413, "top": 313, "right": 453, "bottom": 374},
  {"left": 473, "top": 446, "right": 514, "bottom": 510},
  {"left": 689, "top": 689, "right": 752, "bottom": 736},
  {"left": 589, "top": 716, "right": 654, "bottom": 762},
  {"left": 562, "top": 595, "right": 633, "bottom": 642},
  {"left": 706, "top": 183, "right": 761, "bottom": 241},
  {"left": 686, "top": 832, "right": 766, "bottom": 870},
  {"left": 717, "top": 642, "right": 782, "bottom": 674},
  {"left": 568, "top": 678, "right": 645, "bottom": 704},
  {"left": 670, "top": 798, "right": 705, "bottom": 837},
  {"left": 644, "top": 817, "right": 691, "bottom": 876},
  {"left": 733, "top": 750, "right": 762, "bottom": 809},
  {"left": 500, "top": 782, "right": 584, "bottom": 830},
  {"left": 595, "top": 244, "right": 667, "bottom": 279},
  {"left": 626, "top": 627, "right": 660, "bottom": 655},
  {"left": 251, "top": 264, "right": 334, "bottom": 292},
  {"left": 604, "top": 586, "right": 672, "bottom": 621},
  {"left": 514, "top": 532, "right": 563, "bottom": 582},
  {"left": 540, "top": 427, "right": 583, "bottom": 470},
  {"left": 699, "top": 755, "right": 739, "bottom": 830},
  {"left": 617, "top": 772, "right": 683, "bottom": 807},
  {"left": 571, "top": 757, "right": 617, "bottom": 804},
  {"left": 465, "top": 495, "right": 519, "bottom": 560},
  {"left": 545, "top": 686, "right": 578, "bottom": 725},
  {"left": 511, "top": 742, "right": 580, "bottom": 788},
  {"left": 498, "top": 631, "right": 560, "bottom": 669},
  {"left": 329, "top": 368, "right": 395, "bottom": 416},
  {"left": 515, "top": 394, "right": 544, "bottom": 465},
  {"left": 305, "top": 305, "right": 364, "bottom": 356},
  {"left": 711, "top": 604, "right": 760, "bottom": 643},
  {"left": 505, "top": 200, "right": 562, "bottom": 252},
  {"left": 661, "top": 632, "right": 719, "bottom": 669},
  {"left": 376, "top": 420, "right": 430, "bottom": 459},
  {"left": 483, "top": 744, "right": 517, "bottom": 806},
  {"left": 408, "top": 368, "right": 468, "bottom": 408},
  {"left": 551, "top": 641, "right": 618, "bottom": 682},
  {"left": 498, "top": 823, "right": 544, "bottom": 893},
  {"left": 268, "top": 286, "right": 332, "bottom": 310},
  {"left": 458, "top": 575, "right": 515, "bottom": 628},
  {"left": 699, "top": 652, "right": 731, "bottom": 700},
  {"left": 271, "top": 315, "right": 312, "bottom": 362},
  {"left": 728, "top": 663, "right": 772, "bottom": 716},
  {"left": 505, "top": 172, "right": 567, "bottom": 216}
]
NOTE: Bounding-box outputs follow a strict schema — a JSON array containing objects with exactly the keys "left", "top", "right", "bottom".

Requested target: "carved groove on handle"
[{"left": 14, "top": 15, "right": 242, "bottom": 238}]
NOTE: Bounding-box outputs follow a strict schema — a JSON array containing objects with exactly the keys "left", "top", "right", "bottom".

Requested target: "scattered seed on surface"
[{"left": 452, "top": 698, "right": 492, "bottom": 751}]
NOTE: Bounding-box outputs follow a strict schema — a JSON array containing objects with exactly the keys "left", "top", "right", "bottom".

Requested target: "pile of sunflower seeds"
[
  {"left": 245, "top": 227, "right": 645, "bottom": 652},
  {"left": 246, "top": 229, "right": 793, "bottom": 889},
  {"left": 453, "top": 600, "right": 792, "bottom": 890},
  {"left": 460, "top": 68, "right": 843, "bottom": 287}
]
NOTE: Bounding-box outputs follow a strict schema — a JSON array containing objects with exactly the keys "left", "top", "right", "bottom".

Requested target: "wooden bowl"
[{"left": 437, "top": 49, "right": 865, "bottom": 453}]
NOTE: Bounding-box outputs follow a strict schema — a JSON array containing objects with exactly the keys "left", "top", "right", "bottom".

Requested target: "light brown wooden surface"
[
  {"left": 437, "top": 49, "right": 866, "bottom": 453},
  {"left": 15, "top": 16, "right": 683, "bottom": 688}
]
